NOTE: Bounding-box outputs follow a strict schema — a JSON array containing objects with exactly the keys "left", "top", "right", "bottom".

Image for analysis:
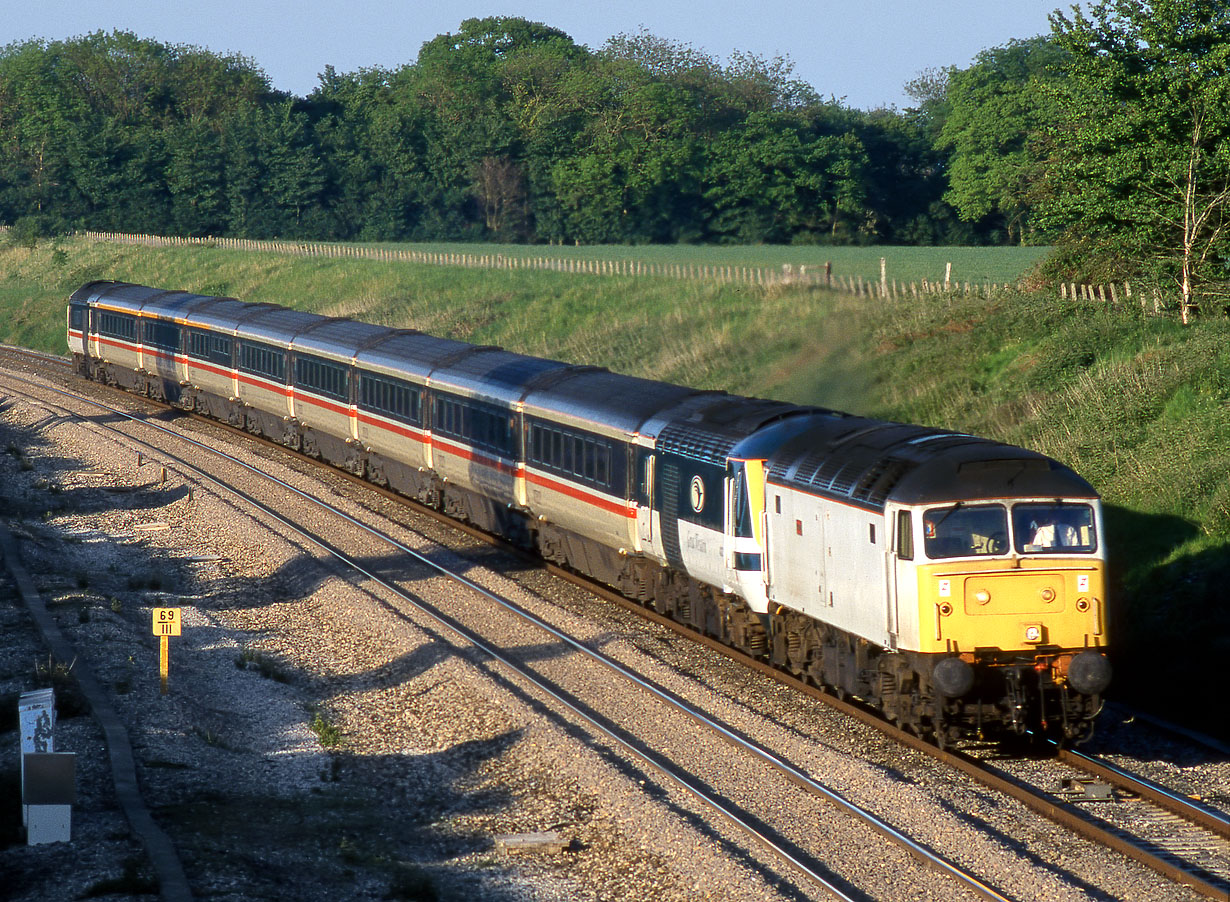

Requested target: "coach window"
[
  {"left": 99, "top": 311, "right": 137, "bottom": 341},
  {"left": 210, "top": 335, "right": 232, "bottom": 365},
  {"left": 189, "top": 331, "right": 209, "bottom": 359},
  {"left": 144, "top": 320, "right": 180, "bottom": 351},
  {"left": 239, "top": 342, "right": 286, "bottom": 382}
]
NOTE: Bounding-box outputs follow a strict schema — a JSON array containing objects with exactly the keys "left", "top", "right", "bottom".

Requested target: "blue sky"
[{"left": 5, "top": 1, "right": 1083, "bottom": 110}]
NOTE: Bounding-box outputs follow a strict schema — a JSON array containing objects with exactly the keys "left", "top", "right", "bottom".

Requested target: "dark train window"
[
  {"left": 69, "top": 306, "right": 86, "bottom": 330},
  {"left": 189, "top": 331, "right": 209, "bottom": 359},
  {"left": 527, "top": 421, "right": 613, "bottom": 490},
  {"left": 97, "top": 311, "right": 137, "bottom": 341},
  {"left": 237, "top": 341, "right": 286, "bottom": 382},
  {"left": 360, "top": 373, "right": 421, "bottom": 424},
  {"left": 143, "top": 319, "right": 180, "bottom": 351},
  {"left": 295, "top": 354, "right": 349, "bottom": 402},
  {"left": 187, "top": 331, "right": 232, "bottom": 365},
  {"left": 433, "top": 395, "right": 514, "bottom": 457},
  {"left": 211, "top": 335, "right": 232, "bottom": 363}
]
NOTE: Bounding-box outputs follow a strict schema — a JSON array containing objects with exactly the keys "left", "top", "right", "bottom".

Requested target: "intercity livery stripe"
[
  {"left": 356, "top": 410, "right": 425, "bottom": 443},
  {"left": 523, "top": 466, "right": 637, "bottom": 519}
]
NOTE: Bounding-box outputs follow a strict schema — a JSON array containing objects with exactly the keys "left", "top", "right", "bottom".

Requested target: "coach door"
[{"left": 637, "top": 449, "right": 654, "bottom": 547}]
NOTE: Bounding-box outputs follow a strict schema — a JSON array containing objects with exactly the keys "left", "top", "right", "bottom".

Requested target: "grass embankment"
[
  {"left": 2, "top": 236, "right": 1222, "bottom": 734},
  {"left": 0, "top": 237, "right": 878, "bottom": 410}
]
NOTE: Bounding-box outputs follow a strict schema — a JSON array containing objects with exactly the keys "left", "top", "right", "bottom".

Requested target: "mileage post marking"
[{"left": 151, "top": 608, "right": 182, "bottom": 694}]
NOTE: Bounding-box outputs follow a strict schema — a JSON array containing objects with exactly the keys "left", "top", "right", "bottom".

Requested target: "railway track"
[
  {"left": 0, "top": 356, "right": 1015, "bottom": 901},
  {"left": 5, "top": 344, "right": 1227, "bottom": 899}
]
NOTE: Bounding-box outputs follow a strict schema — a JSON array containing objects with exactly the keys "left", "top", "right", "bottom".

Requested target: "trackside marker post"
[{"left": 152, "top": 608, "right": 181, "bottom": 694}]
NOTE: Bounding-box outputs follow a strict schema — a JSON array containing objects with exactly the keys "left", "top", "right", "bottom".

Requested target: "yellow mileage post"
[{"left": 151, "top": 608, "right": 182, "bottom": 694}]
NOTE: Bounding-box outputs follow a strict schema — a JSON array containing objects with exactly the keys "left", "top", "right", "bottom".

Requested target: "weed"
[
  {"left": 33, "top": 655, "right": 88, "bottom": 717},
  {"left": 308, "top": 708, "right": 344, "bottom": 749},
  {"left": 235, "top": 648, "right": 292, "bottom": 683}
]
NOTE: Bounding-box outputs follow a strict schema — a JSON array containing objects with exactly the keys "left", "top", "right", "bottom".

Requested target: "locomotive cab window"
[
  {"left": 923, "top": 504, "right": 1008, "bottom": 558},
  {"left": 1013, "top": 502, "right": 1097, "bottom": 554}
]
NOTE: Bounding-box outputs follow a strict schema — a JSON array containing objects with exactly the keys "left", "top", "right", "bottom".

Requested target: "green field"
[{"left": 2, "top": 234, "right": 1225, "bottom": 736}]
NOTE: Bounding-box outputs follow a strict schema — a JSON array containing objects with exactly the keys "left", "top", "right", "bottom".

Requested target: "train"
[{"left": 67, "top": 280, "right": 1111, "bottom": 745}]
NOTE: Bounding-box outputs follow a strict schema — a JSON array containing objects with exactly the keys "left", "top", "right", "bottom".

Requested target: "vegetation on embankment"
[{"left": 3, "top": 236, "right": 1225, "bottom": 735}]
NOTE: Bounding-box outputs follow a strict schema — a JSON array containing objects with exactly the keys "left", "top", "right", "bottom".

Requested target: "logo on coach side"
[{"left": 689, "top": 475, "right": 705, "bottom": 513}]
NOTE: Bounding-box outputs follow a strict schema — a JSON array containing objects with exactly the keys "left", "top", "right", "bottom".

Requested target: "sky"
[{"left": 4, "top": 1, "right": 1084, "bottom": 110}]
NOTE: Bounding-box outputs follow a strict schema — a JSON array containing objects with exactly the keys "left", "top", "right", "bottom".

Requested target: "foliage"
[
  {"left": 1035, "top": 0, "right": 1230, "bottom": 317},
  {"left": 0, "top": 22, "right": 981, "bottom": 247},
  {"left": 937, "top": 37, "right": 1068, "bottom": 245}
]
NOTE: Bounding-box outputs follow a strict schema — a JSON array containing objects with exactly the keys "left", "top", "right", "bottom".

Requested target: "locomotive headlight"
[
  {"left": 974, "top": 589, "right": 990, "bottom": 605},
  {"left": 1075, "top": 597, "right": 1090, "bottom": 612},
  {"left": 1023, "top": 624, "right": 1043, "bottom": 644},
  {"left": 1039, "top": 587, "right": 1056, "bottom": 603}
]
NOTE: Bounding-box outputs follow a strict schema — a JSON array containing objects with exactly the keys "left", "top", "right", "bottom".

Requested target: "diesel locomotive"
[{"left": 67, "top": 280, "right": 1111, "bottom": 745}]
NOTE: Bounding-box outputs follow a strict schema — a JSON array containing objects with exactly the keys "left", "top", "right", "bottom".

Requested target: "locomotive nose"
[{"left": 1067, "top": 650, "right": 1112, "bottom": 695}]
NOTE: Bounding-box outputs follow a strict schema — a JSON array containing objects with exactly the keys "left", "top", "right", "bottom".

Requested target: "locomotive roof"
[
  {"left": 655, "top": 396, "right": 816, "bottom": 464},
  {"left": 767, "top": 416, "right": 1096, "bottom": 509}
]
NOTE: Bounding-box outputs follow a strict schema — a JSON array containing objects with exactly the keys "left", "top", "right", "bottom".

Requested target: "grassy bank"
[
  {"left": 0, "top": 236, "right": 881, "bottom": 411},
  {"left": 2, "top": 236, "right": 1222, "bottom": 734}
]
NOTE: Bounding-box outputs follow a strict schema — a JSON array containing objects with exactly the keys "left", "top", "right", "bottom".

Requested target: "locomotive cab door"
[
  {"left": 885, "top": 505, "right": 917, "bottom": 651},
  {"left": 724, "top": 458, "right": 770, "bottom": 613}
]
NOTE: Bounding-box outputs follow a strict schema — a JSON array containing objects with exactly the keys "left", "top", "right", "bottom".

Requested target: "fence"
[
  {"left": 3, "top": 228, "right": 1165, "bottom": 309},
  {"left": 76, "top": 230, "right": 1035, "bottom": 298}
]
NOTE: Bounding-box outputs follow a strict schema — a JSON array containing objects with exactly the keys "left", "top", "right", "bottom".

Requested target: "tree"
[
  {"left": 1038, "top": 0, "right": 1230, "bottom": 320},
  {"left": 938, "top": 37, "right": 1067, "bottom": 245}
]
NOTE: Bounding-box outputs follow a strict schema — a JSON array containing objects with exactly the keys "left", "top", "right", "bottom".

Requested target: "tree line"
[
  {"left": 0, "top": 21, "right": 967, "bottom": 249},
  {"left": 3, "top": 2, "right": 1230, "bottom": 312}
]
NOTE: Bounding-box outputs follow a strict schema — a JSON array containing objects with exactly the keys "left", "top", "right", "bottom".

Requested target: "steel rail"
[{"left": 1056, "top": 744, "right": 1230, "bottom": 841}]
